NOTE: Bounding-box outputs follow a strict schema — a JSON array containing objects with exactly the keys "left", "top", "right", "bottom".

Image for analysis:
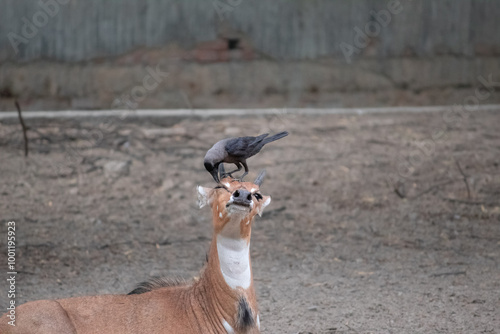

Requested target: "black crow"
[{"left": 204, "top": 131, "right": 289, "bottom": 183}]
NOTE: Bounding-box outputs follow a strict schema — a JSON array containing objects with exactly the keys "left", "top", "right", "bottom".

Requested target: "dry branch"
[
  {"left": 430, "top": 271, "right": 466, "bottom": 277},
  {"left": 15, "top": 100, "right": 29, "bottom": 157},
  {"left": 455, "top": 160, "right": 471, "bottom": 200},
  {"left": 410, "top": 180, "right": 453, "bottom": 200},
  {"left": 441, "top": 197, "right": 490, "bottom": 206},
  {"left": 394, "top": 180, "right": 406, "bottom": 199},
  {"left": 393, "top": 179, "right": 453, "bottom": 200}
]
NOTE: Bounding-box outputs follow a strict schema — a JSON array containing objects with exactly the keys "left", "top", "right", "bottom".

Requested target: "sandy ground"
[{"left": 0, "top": 109, "right": 499, "bottom": 333}]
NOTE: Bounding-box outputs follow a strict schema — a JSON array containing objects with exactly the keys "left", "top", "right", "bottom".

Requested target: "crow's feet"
[{"left": 220, "top": 171, "right": 248, "bottom": 182}]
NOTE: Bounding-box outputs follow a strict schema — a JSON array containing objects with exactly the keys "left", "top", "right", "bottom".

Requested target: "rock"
[
  {"left": 104, "top": 160, "right": 131, "bottom": 177},
  {"left": 156, "top": 178, "right": 175, "bottom": 194}
]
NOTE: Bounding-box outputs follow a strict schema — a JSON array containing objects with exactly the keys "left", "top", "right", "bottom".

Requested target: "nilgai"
[{"left": 0, "top": 171, "right": 271, "bottom": 334}]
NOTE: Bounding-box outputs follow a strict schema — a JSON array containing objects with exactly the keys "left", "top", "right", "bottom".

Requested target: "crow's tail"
[{"left": 263, "top": 131, "right": 289, "bottom": 144}]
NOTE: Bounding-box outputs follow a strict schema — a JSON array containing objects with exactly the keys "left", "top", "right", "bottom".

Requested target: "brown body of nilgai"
[{"left": 0, "top": 173, "right": 272, "bottom": 334}]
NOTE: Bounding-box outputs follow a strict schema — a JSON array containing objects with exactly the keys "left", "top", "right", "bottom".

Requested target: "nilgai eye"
[
  {"left": 234, "top": 190, "right": 240, "bottom": 197},
  {"left": 254, "top": 193, "right": 263, "bottom": 201}
]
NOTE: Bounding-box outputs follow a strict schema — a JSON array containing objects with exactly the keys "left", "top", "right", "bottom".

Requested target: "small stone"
[
  {"left": 157, "top": 178, "right": 175, "bottom": 193},
  {"left": 104, "top": 160, "right": 131, "bottom": 177}
]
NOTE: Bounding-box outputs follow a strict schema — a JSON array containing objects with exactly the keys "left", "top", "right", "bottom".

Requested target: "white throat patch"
[
  {"left": 222, "top": 319, "right": 235, "bottom": 333},
  {"left": 216, "top": 235, "right": 251, "bottom": 290}
]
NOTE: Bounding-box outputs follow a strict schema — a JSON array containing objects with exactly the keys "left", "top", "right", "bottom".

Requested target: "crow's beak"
[{"left": 211, "top": 168, "right": 220, "bottom": 183}]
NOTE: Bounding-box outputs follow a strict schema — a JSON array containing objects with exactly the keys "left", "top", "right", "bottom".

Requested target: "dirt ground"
[{"left": 0, "top": 109, "right": 499, "bottom": 333}]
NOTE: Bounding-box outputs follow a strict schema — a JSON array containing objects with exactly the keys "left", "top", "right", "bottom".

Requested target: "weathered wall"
[
  {"left": 0, "top": 0, "right": 499, "bottom": 110},
  {"left": 2, "top": 0, "right": 499, "bottom": 61}
]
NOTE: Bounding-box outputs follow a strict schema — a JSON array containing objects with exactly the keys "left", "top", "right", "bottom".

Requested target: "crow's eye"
[{"left": 253, "top": 193, "right": 263, "bottom": 201}]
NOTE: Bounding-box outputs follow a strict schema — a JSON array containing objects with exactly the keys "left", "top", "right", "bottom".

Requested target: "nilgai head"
[{"left": 197, "top": 170, "right": 271, "bottom": 239}]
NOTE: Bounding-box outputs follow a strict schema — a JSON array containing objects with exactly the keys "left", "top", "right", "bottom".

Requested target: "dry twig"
[
  {"left": 411, "top": 179, "right": 453, "bottom": 200},
  {"left": 455, "top": 160, "right": 471, "bottom": 200},
  {"left": 394, "top": 180, "right": 406, "bottom": 199},
  {"left": 430, "top": 271, "right": 466, "bottom": 277},
  {"left": 441, "top": 197, "right": 489, "bottom": 205},
  {"left": 15, "top": 100, "right": 29, "bottom": 157}
]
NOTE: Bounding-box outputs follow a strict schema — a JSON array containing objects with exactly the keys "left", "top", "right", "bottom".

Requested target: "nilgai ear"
[
  {"left": 197, "top": 186, "right": 213, "bottom": 208},
  {"left": 254, "top": 169, "right": 266, "bottom": 187},
  {"left": 257, "top": 196, "right": 271, "bottom": 217}
]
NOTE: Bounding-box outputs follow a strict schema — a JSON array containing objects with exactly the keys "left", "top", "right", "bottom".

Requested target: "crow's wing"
[{"left": 225, "top": 134, "right": 269, "bottom": 158}]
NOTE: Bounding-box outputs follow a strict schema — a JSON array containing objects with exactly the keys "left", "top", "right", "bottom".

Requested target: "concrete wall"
[{"left": 0, "top": 0, "right": 499, "bottom": 110}]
